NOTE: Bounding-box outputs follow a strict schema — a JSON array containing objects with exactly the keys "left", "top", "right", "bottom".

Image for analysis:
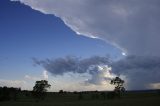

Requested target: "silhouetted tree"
[
  {"left": 110, "top": 77, "right": 125, "bottom": 98},
  {"left": 0, "top": 86, "right": 20, "bottom": 101},
  {"left": 32, "top": 80, "right": 51, "bottom": 101},
  {"left": 1, "top": 86, "right": 10, "bottom": 101},
  {"left": 59, "top": 90, "right": 64, "bottom": 94},
  {"left": 9, "top": 87, "right": 20, "bottom": 101}
]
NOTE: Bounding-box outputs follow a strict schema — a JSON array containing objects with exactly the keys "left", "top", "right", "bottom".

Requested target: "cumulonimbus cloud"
[
  {"left": 32, "top": 56, "right": 111, "bottom": 75},
  {"left": 11, "top": 0, "right": 160, "bottom": 89},
  {"left": 33, "top": 56, "right": 113, "bottom": 85},
  {"left": 112, "top": 55, "right": 160, "bottom": 89},
  {"left": 11, "top": 0, "right": 160, "bottom": 56},
  {"left": 33, "top": 55, "right": 160, "bottom": 89}
]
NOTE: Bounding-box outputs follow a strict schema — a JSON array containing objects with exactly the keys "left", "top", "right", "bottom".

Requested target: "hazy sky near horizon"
[{"left": 1, "top": 0, "right": 160, "bottom": 91}]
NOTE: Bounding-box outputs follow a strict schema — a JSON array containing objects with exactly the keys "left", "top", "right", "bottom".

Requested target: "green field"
[{"left": 0, "top": 91, "right": 160, "bottom": 106}]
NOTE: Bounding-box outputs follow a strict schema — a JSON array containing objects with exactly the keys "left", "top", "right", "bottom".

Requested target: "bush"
[{"left": 59, "top": 90, "right": 64, "bottom": 94}]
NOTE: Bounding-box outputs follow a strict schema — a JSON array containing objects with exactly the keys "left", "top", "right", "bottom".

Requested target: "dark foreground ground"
[{"left": 0, "top": 90, "right": 160, "bottom": 106}]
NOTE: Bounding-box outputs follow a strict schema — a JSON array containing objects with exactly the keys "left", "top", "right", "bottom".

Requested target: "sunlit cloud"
[
  {"left": 42, "top": 70, "right": 48, "bottom": 80},
  {"left": 11, "top": 0, "right": 160, "bottom": 56}
]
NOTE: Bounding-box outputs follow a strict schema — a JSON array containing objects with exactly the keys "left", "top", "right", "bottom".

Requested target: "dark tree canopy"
[
  {"left": 110, "top": 77, "right": 125, "bottom": 97},
  {"left": 111, "top": 77, "right": 124, "bottom": 87},
  {"left": 33, "top": 80, "right": 51, "bottom": 100}
]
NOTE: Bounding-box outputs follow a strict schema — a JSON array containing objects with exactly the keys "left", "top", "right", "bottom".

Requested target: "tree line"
[
  {"left": 0, "top": 77, "right": 126, "bottom": 101},
  {"left": 0, "top": 86, "right": 21, "bottom": 101}
]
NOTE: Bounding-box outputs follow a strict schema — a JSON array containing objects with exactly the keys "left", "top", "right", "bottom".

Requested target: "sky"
[{"left": 0, "top": 0, "right": 160, "bottom": 91}]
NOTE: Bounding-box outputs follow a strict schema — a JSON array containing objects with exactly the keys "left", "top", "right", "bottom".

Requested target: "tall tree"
[
  {"left": 110, "top": 77, "right": 125, "bottom": 97},
  {"left": 32, "top": 80, "right": 51, "bottom": 100}
]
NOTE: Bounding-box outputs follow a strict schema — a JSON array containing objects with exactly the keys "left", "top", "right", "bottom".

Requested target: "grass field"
[{"left": 0, "top": 91, "right": 160, "bottom": 106}]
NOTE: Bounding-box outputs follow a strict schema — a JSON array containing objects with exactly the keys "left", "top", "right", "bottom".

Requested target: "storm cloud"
[
  {"left": 85, "top": 65, "right": 116, "bottom": 85},
  {"left": 33, "top": 56, "right": 114, "bottom": 85},
  {"left": 33, "top": 56, "right": 111, "bottom": 75},
  {"left": 11, "top": 0, "right": 160, "bottom": 89},
  {"left": 34, "top": 55, "right": 160, "bottom": 89},
  {"left": 11, "top": 0, "right": 160, "bottom": 56},
  {"left": 112, "top": 55, "right": 160, "bottom": 89}
]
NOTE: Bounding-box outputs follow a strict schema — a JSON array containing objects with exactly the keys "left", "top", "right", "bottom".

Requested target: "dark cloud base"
[
  {"left": 33, "top": 56, "right": 111, "bottom": 75},
  {"left": 33, "top": 55, "right": 160, "bottom": 90},
  {"left": 112, "top": 55, "right": 160, "bottom": 90}
]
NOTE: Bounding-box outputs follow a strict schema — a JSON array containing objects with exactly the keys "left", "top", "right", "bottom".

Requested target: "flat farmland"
[{"left": 0, "top": 91, "right": 160, "bottom": 106}]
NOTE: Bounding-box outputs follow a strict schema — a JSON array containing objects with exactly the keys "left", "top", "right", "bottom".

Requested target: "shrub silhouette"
[{"left": 59, "top": 90, "right": 64, "bottom": 94}]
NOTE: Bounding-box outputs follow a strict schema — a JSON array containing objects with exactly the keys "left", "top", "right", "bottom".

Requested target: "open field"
[{"left": 0, "top": 90, "right": 160, "bottom": 106}]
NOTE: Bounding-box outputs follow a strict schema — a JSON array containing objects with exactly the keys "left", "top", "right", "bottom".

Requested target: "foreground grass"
[{"left": 0, "top": 91, "right": 160, "bottom": 106}]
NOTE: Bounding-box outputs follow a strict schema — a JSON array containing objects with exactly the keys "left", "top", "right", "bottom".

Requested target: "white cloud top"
[{"left": 11, "top": 0, "right": 160, "bottom": 56}]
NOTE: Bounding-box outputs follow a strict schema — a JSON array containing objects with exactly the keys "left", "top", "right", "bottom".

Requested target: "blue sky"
[
  {"left": 0, "top": 0, "right": 122, "bottom": 91},
  {"left": 1, "top": 0, "right": 160, "bottom": 91}
]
